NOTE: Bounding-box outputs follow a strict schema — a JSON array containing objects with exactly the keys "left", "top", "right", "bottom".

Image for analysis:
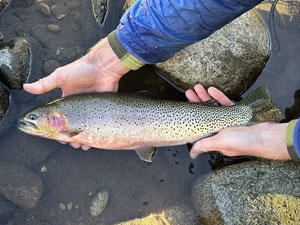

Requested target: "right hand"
[
  {"left": 186, "top": 84, "right": 291, "bottom": 161},
  {"left": 23, "top": 38, "right": 130, "bottom": 97}
]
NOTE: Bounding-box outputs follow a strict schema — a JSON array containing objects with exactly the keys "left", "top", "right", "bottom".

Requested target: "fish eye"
[{"left": 28, "top": 113, "right": 38, "bottom": 120}]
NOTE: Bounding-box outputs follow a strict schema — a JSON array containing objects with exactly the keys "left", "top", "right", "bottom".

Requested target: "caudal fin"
[{"left": 237, "top": 86, "right": 284, "bottom": 123}]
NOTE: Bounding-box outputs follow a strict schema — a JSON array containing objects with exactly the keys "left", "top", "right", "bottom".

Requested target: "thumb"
[
  {"left": 23, "top": 72, "right": 61, "bottom": 94},
  {"left": 190, "top": 135, "right": 220, "bottom": 159}
]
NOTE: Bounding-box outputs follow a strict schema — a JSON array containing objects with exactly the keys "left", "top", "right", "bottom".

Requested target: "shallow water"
[{"left": 0, "top": 0, "right": 299, "bottom": 224}]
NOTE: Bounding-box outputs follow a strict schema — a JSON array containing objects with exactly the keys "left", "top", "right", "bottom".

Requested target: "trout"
[{"left": 18, "top": 86, "right": 283, "bottom": 162}]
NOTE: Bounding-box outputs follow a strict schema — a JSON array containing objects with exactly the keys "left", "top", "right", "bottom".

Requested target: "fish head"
[{"left": 18, "top": 106, "right": 67, "bottom": 138}]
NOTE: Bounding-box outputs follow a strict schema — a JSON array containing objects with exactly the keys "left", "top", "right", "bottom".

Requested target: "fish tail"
[{"left": 237, "top": 86, "right": 284, "bottom": 123}]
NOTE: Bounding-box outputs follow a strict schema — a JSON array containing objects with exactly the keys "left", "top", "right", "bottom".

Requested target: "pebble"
[
  {"left": 67, "top": 202, "right": 72, "bottom": 210},
  {"left": 40, "top": 166, "right": 47, "bottom": 173},
  {"left": 35, "top": 1, "right": 51, "bottom": 16},
  {"left": 59, "top": 203, "right": 66, "bottom": 211},
  {"left": 47, "top": 24, "right": 61, "bottom": 33},
  {"left": 89, "top": 190, "right": 109, "bottom": 216},
  {"left": 51, "top": 4, "right": 66, "bottom": 20}
]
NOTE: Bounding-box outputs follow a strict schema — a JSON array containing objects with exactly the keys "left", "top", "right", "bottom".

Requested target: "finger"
[
  {"left": 207, "top": 87, "right": 234, "bottom": 106},
  {"left": 185, "top": 89, "right": 201, "bottom": 103},
  {"left": 81, "top": 145, "right": 91, "bottom": 151},
  {"left": 59, "top": 141, "right": 67, "bottom": 144},
  {"left": 70, "top": 143, "right": 81, "bottom": 149},
  {"left": 190, "top": 136, "right": 220, "bottom": 159},
  {"left": 194, "top": 84, "right": 212, "bottom": 102},
  {"left": 23, "top": 71, "right": 62, "bottom": 94}
]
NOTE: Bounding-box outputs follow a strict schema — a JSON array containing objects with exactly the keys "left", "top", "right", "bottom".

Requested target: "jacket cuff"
[
  {"left": 286, "top": 119, "right": 300, "bottom": 161},
  {"left": 107, "top": 30, "right": 145, "bottom": 70}
]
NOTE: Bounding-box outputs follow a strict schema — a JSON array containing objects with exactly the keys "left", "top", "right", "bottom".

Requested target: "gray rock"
[
  {"left": 154, "top": 10, "right": 270, "bottom": 99},
  {"left": 89, "top": 190, "right": 109, "bottom": 216},
  {"left": 47, "top": 24, "right": 61, "bottom": 33},
  {"left": 51, "top": 4, "right": 67, "bottom": 20},
  {"left": 92, "top": 0, "right": 107, "bottom": 24},
  {"left": 0, "top": 162, "right": 43, "bottom": 209},
  {"left": 0, "top": 0, "right": 8, "bottom": 12},
  {"left": 43, "top": 59, "right": 60, "bottom": 74},
  {"left": 192, "top": 160, "right": 300, "bottom": 225},
  {"left": 0, "top": 87, "right": 9, "bottom": 124},
  {"left": 0, "top": 196, "right": 16, "bottom": 219},
  {"left": 0, "top": 38, "right": 30, "bottom": 90},
  {"left": 35, "top": 1, "right": 51, "bottom": 17}
]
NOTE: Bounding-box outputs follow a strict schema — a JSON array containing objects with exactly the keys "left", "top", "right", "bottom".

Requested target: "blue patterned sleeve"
[{"left": 116, "top": 0, "right": 263, "bottom": 64}]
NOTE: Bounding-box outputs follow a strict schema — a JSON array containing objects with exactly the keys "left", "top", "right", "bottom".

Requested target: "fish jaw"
[{"left": 18, "top": 118, "right": 53, "bottom": 138}]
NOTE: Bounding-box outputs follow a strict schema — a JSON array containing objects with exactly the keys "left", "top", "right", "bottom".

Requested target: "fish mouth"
[{"left": 18, "top": 119, "right": 39, "bottom": 133}]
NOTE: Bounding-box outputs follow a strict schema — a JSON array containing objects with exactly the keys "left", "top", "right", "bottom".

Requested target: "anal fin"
[{"left": 135, "top": 147, "right": 156, "bottom": 162}]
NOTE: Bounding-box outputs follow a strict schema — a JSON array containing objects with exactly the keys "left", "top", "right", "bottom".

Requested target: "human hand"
[
  {"left": 24, "top": 38, "right": 130, "bottom": 150},
  {"left": 185, "top": 84, "right": 291, "bottom": 160},
  {"left": 24, "top": 38, "right": 130, "bottom": 97}
]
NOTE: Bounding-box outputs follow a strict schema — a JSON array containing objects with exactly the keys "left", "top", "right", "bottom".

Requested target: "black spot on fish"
[
  {"left": 175, "top": 161, "right": 179, "bottom": 165},
  {"left": 142, "top": 202, "right": 148, "bottom": 206}
]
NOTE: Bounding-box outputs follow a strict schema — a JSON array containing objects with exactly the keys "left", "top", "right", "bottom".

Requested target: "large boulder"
[
  {"left": 192, "top": 160, "right": 300, "bottom": 224},
  {"left": 0, "top": 38, "right": 30, "bottom": 90},
  {"left": 154, "top": 9, "right": 270, "bottom": 99}
]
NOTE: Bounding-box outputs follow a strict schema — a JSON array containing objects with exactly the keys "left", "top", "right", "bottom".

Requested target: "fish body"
[{"left": 18, "top": 86, "right": 283, "bottom": 161}]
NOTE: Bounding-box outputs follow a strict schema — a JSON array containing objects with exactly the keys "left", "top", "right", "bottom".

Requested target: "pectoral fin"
[{"left": 135, "top": 147, "right": 156, "bottom": 162}]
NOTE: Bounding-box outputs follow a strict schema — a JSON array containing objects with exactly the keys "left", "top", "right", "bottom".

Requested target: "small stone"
[
  {"left": 43, "top": 59, "right": 60, "bottom": 74},
  {"left": 40, "top": 166, "right": 47, "bottom": 173},
  {"left": 59, "top": 203, "right": 66, "bottom": 211},
  {"left": 51, "top": 4, "right": 66, "bottom": 20},
  {"left": 47, "top": 24, "right": 61, "bottom": 33},
  {"left": 89, "top": 190, "right": 109, "bottom": 216},
  {"left": 67, "top": 202, "right": 72, "bottom": 210},
  {"left": 35, "top": 1, "right": 51, "bottom": 16},
  {"left": 0, "top": 162, "right": 43, "bottom": 209}
]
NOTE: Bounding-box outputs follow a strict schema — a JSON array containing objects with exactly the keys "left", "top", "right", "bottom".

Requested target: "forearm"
[{"left": 116, "top": 0, "right": 263, "bottom": 64}]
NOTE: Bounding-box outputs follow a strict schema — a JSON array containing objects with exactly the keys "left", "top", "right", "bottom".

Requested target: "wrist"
[
  {"left": 107, "top": 30, "right": 145, "bottom": 70},
  {"left": 87, "top": 37, "right": 130, "bottom": 80},
  {"left": 256, "top": 122, "right": 291, "bottom": 160}
]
